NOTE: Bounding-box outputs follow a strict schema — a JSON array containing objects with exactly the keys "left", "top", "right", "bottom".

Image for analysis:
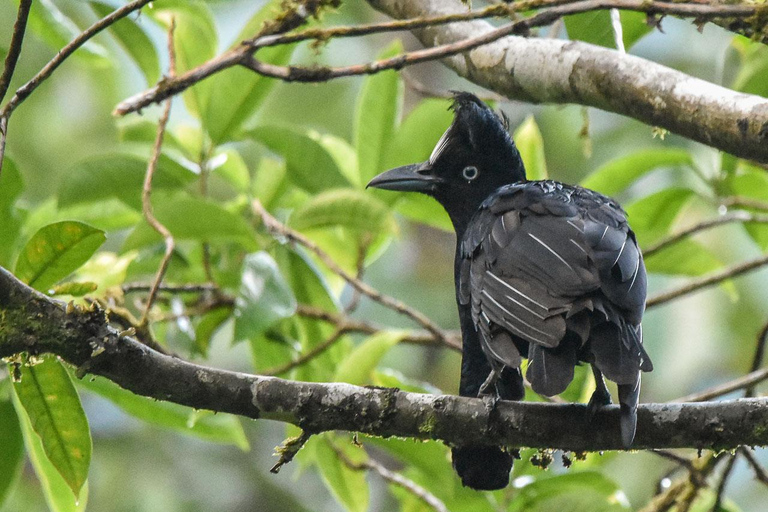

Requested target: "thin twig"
[
  {"left": 746, "top": 320, "right": 768, "bottom": 397},
  {"left": 344, "top": 235, "right": 371, "bottom": 314},
  {"left": 0, "top": 116, "right": 8, "bottom": 178},
  {"left": 241, "top": 0, "right": 759, "bottom": 83},
  {"left": 122, "top": 283, "right": 219, "bottom": 294},
  {"left": 710, "top": 453, "right": 738, "bottom": 512},
  {"left": 640, "top": 454, "right": 722, "bottom": 512},
  {"left": 114, "top": 0, "right": 763, "bottom": 115},
  {"left": 297, "top": 304, "right": 461, "bottom": 350},
  {"left": 270, "top": 430, "right": 312, "bottom": 474},
  {"left": 1, "top": 0, "right": 153, "bottom": 118},
  {"left": 401, "top": 69, "right": 508, "bottom": 103},
  {"left": 139, "top": 19, "right": 177, "bottom": 327},
  {"left": 721, "top": 196, "right": 768, "bottom": 213},
  {"left": 198, "top": 157, "right": 216, "bottom": 284},
  {"left": 646, "top": 252, "right": 768, "bottom": 308},
  {"left": 113, "top": 0, "right": 336, "bottom": 116},
  {"left": 264, "top": 327, "right": 345, "bottom": 376},
  {"left": 738, "top": 447, "right": 768, "bottom": 486},
  {"left": 0, "top": 0, "right": 33, "bottom": 105},
  {"left": 670, "top": 367, "right": 768, "bottom": 403},
  {"left": 651, "top": 450, "right": 697, "bottom": 474},
  {"left": 333, "top": 443, "right": 450, "bottom": 512},
  {"left": 644, "top": 211, "right": 768, "bottom": 258},
  {"left": 252, "top": 200, "right": 451, "bottom": 345}
]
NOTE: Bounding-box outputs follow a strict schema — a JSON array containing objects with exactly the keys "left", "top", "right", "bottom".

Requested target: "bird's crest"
[{"left": 448, "top": 92, "right": 516, "bottom": 154}]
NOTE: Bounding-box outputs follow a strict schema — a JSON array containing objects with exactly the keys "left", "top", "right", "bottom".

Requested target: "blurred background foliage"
[{"left": 1, "top": 0, "right": 768, "bottom": 511}]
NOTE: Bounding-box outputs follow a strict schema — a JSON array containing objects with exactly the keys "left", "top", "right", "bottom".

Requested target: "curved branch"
[
  {"left": 1, "top": 265, "right": 768, "bottom": 453},
  {"left": 0, "top": 0, "right": 33, "bottom": 105},
  {"left": 367, "top": 0, "right": 768, "bottom": 163}
]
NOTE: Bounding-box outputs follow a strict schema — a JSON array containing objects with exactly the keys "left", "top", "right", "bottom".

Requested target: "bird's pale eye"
[{"left": 462, "top": 166, "right": 479, "bottom": 181}]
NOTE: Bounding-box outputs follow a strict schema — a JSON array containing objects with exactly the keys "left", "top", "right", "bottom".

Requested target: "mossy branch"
[{"left": 2, "top": 266, "right": 768, "bottom": 453}]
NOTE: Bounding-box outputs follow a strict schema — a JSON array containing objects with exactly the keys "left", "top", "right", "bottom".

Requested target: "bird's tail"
[
  {"left": 618, "top": 372, "right": 641, "bottom": 448},
  {"left": 452, "top": 367, "right": 523, "bottom": 490},
  {"left": 452, "top": 445, "right": 514, "bottom": 490}
]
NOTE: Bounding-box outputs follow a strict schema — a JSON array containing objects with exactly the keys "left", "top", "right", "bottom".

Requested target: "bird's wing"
[{"left": 459, "top": 182, "right": 650, "bottom": 395}]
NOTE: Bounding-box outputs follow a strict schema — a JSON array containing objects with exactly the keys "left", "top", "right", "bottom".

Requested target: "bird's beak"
[{"left": 366, "top": 163, "right": 441, "bottom": 192}]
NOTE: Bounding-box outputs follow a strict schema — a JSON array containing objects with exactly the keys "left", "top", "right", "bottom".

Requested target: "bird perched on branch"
[{"left": 367, "top": 92, "right": 653, "bottom": 490}]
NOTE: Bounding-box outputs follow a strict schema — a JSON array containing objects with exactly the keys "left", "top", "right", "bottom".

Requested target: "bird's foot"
[
  {"left": 587, "top": 387, "right": 612, "bottom": 417},
  {"left": 478, "top": 370, "right": 498, "bottom": 397}
]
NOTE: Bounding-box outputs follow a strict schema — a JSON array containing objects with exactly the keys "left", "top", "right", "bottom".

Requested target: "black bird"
[{"left": 367, "top": 92, "right": 653, "bottom": 490}]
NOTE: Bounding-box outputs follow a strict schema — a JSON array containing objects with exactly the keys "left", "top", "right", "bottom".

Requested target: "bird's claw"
[{"left": 587, "top": 388, "right": 612, "bottom": 417}]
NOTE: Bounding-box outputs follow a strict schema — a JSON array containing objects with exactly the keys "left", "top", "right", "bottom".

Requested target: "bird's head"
[{"left": 367, "top": 92, "right": 526, "bottom": 233}]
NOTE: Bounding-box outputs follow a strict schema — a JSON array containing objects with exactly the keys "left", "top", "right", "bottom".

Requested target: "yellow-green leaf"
[
  {"left": 334, "top": 331, "right": 406, "bottom": 385},
  {"left": 15, "top": 221, "right": 106, "bottom": 292},
  {"left": 290, "top": 188, "right": 398, "bottom": 235},
  {"left": 514, "top": 115, "right": 547, "bottom": 181},
  {"left": 13, "top": 359, "right": 92, "bottom": 496},
  {"left": 354, "top": 40, "right": 404, "bottom": 186}
]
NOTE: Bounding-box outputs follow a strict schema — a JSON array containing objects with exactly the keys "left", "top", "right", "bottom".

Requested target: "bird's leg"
[
  {"left": 587, "top": 365, "right": 612, "bottom": 416},
  {"left": 478, "top": 369, "right": 499, "bottom": 397}
]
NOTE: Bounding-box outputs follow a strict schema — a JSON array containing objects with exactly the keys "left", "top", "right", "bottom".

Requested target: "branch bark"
[
  {"left": 367, "top": 0, "right": 768, "bottom": 164},
  {"left": 2, "top": 265, "right": 767, "bottom": 453}
]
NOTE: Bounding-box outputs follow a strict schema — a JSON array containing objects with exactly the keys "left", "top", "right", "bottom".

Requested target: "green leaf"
[
  {"left": 12, "top": 391, "right": 88, "bottom": 512},
  {"left": 77, "top": 375, "right": 249, "bottom": 450},
  {"left": 290, "top": 188, "right": 398, "bottom": 235},
  {"left": 13, "top": 359, "right": 91, "bottom": 496},
  {"left": 354, "top": 40, "right": 404, "bottom": 186},
  {"left": 378, "top": 98, "right": 455, "bottom": 230},
  {"left": 645, "top": 239, "right": 724, "bottom": 277},
  {"left": 148, "top": 1, "right": 217, "bottom": 117},
  {"left": 564, "top": 11, "right": 651, "bottom": 49},
  {"left": 211, "top": 149, "right": 250, "bottom": 193},
  {"left": 625, "top": 188, "right": 695, "bottom": 247},
  {"left": 203, "top": 0, "right": 296, "bottom": 143},
  {"left": 382, "top": 98, "right": 454, "bottom": 172},
  {"left": 234, "top": 252, "right": 297, "bottom": 342},
  {"left": 0, "top": 399, "right": 24, "bottom": 509},
  {"left": 581, "top": 148, "right": 693, "bottom": 196},
  {"left": 253, "top": 157, "right": 289, "bottom": 209},
  {"left": 317, "top": 134, "right": 361, "bottom": 189},
  {"left": 91, "top": 1, "right": 159, "bottom": 85},
  {"left": 58, "top": 153, "right": 197, "bottom": 210},
  {"left": 49, "top": 281, "right": 99, "bottom": 297},
  {"left": 249, "top": 126, "right": 350, "bottom": 192},
  {"left": 513, "top": 116, "right": 547, "bottom": 181},
  {"left": 58, "top": 199, "right": 142, "bottom": 232},
  {"left": 121, "top": 194, "right": 256, "bottom": 251},
  {"left": 117, "top": 118, "right": 186, "bottom": 154},
  {"left": 263, "top": 248, "right": 343, "bottom": 381},
  {"left": 195, "top": 306, "right": 234, "bottom": 356},
  {"left": 21, "top": 0, "right": 108, "bottom": 64},
  {"left": 508, "top": 472, "right": 630, "bottom": 512},
  {"left": 0, "top": 157, "right": 24, "bottom": 267},
  {"left": 722, "top": 164, "right": 768, "bottom": 250},
  {"left": 334, "top": 331, "right": 406, "bottom": 385},
  {"left": 15, "top": 221, "right": 106, "bottom": 292},
  {"left": 731, "top": 36, "right": 768, "bottom": 97},
  {"left": 314, "top": 437, "right": 369, "bottom": 512}
]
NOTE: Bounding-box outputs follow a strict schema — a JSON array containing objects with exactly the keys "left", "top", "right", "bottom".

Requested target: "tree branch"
[
  {"left": 643, "top": 211, "right": 768, "bottom": 258},
  {"left": 2, "top": 265, "right": 768, "bottom": 453},
  {"left": 0, "top": 0, "right": 33, "bottom": 105},
  {"left": 646, "top": 252, "right": 768, "bottom": 308},
  {"left": 139, "top": 18, "right": 176, "bottom": 327},
  {"left": 252, "top": 200, "right": 452, "bottom": 346},
  {"left": 367, "top": 0, "right": 768, "bottom": 163},
  {"left": 0, "top": 0, "right": 154, "bottom": 175}
]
